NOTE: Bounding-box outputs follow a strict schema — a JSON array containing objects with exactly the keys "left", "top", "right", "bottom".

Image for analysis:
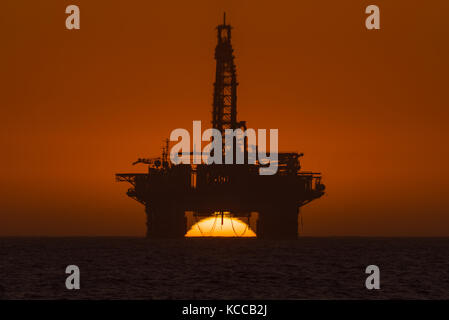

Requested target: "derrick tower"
[{"left": 212, "top": 13, "right": 246, "bottom": 136}]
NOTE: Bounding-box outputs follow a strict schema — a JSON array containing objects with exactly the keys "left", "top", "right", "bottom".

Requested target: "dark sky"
[{"left": 1, "top": 0, "right": 448, "bottom": 236}]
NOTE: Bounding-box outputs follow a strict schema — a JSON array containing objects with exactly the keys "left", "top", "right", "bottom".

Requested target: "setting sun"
[{"left": 185, "top": 213, "right": 256, "bottom": 237}]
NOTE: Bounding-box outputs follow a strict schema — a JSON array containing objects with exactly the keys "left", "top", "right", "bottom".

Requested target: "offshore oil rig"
[{"left": 116, "top": 15, "right": 325, "bottom": 239}]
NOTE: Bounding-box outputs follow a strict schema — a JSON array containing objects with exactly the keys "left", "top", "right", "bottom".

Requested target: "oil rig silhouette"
[{"left": 116, "top": 14, "right": 325, "bottom": 239}]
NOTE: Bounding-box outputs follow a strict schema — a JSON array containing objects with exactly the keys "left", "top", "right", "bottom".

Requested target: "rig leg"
[
  {"left": 257, "top": 203, "right": 299, "bottom": 240},
  {"left": 145, "top": 203, "right": 186, "bottom": 238}
]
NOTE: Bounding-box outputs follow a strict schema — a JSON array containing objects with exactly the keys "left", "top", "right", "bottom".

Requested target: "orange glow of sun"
[{"left": 185, "top": 213, "right": 256, "bottom": 237}]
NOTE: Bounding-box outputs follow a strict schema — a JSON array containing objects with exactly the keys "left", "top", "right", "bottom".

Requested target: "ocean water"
[{"left": 0, "top": 237, "right": 448, "bottom": 299}]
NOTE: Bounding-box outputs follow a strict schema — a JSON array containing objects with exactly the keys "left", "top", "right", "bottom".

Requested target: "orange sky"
[{"left": 1, "top": 0, "right": 448, "bottom": 236}]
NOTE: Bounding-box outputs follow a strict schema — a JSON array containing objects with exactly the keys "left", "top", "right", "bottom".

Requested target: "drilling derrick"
[
  {"left": 116, "top": 15, "right": 325, "bottom": 239},
  {"left": 213, "top": 13, "right": 243, "bottom": 134},
  {"left": 212, "top": 14, "right": 247, "bottom": 159}
]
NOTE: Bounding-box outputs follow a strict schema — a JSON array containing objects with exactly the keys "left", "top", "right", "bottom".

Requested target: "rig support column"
[
  {"left": 257, "top": 203, "right": 299, "bottom": 240},
  {"left": 145, "top": 202, "right": 186, "bottom": 238}
]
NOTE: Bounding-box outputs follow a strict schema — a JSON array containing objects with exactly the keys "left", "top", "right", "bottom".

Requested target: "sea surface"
[{"left": 0, "top": 237, "right": 448, "bottom": 299}]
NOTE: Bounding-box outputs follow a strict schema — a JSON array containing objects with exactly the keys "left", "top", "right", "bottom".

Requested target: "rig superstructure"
[{"left": 116, "top": 15, "right": 325, "bottom": 239}]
